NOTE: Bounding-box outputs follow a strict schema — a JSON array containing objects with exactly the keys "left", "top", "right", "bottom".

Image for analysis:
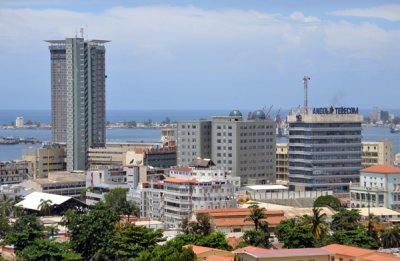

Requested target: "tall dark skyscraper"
[{"left": 46, "top": 37, "right": 109, "bottom": 171}]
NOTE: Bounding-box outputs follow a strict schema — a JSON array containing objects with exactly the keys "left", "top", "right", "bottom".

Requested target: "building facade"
[
  {"left": 46, "top": 38, "right": 109, "bottom": 171},
  {"left": 0, "top": 160, "right": 32, "bottom": 185},
  {"left": 350, "top": 165, "right": 400, "bottom": 210},
  {"left": 177, "top": 110, "right": 276, "bottom": 185},
  {"left": 362, "top": 140, "right": 393, "bottom": 168},
  {"left": 22, "top": 144, "right": 66, "bottom": 178},
  {"left": 177, "top": 120, "right": 212, "bottom": 165},
  {"left": 15, "top": 117, "right": 24, "bottom": 128},
  {"left": 288, "top": 107, "right": 363, "bottom": 193},
  {"left": 276, "top": 143, "right": 289, "bottom": 182}
]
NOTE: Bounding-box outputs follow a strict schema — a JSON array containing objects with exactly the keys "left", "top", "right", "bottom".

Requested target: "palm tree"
[
  {"left": 365, "top": 213, "right": 380, "bottom": 236},
  {"left": 310, "top": 207, "right": 329, "bottom": 241},
  {"left": 381, "top": 226, "right": 400, "bottom": 248},
  {"left": 38, "top": 199, "right": 53, "bottom": 216},
  {"left": 244, "top": 203, "right": 266, "bottom": 231},
  {"left": 0, "top": 194, "right": 14, "bottom": 217}
]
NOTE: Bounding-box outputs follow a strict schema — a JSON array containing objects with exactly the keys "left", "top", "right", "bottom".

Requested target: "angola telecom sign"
[{"left": 312, "top": 107, "right": 359, "bottom": 115}]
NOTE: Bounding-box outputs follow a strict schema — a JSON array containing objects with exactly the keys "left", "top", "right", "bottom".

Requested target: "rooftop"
[
  {"left": 362, "top": 253, "right": 400, "bottom": 261},
  {"left": 16, "top": 191, "right": 72, "bottom": 211},
  {"left": 237, "top": 248, "right": 334, "bottom": 258},
  {"left": 321, "top": 244, "right": 374, "bottom": 257},
  {"left": 362, "top": 165, "right": 400, "bottom": 174},
  {"left": 245, "top": 185, "right": 288, "bottom": 191},
  {"left": 348, "top": 207, "right": 400, "bottom": 217},
  {"left": 163, "top": 177, "right": 198, "bottom": 184}
]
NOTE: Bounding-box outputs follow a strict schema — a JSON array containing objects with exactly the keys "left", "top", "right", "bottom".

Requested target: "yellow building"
[
  {"left": 234, "top": 247, "right": 334, "bottom": 261},
  {"left": 275, "top": 143, "right": 288, "bottom": 182},
  {"left": 362, "top": 140, "right": 393, "bottom": 168}
]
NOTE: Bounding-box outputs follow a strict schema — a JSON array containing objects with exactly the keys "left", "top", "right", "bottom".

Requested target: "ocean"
[{"left": 0, "top": 109, "right": 399, "bottom": 161}]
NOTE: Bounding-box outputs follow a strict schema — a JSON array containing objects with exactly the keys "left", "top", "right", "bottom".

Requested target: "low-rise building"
[
  {"left": 193, "top": 208, "right": 286, "bottom": 236},
  {"left": 18, "top": 171, "right": 85, "bottom": 198},
  {"left": 234, "top": 247, "right": 334, "bottom": 261},
  {"left": 0, "top": 160, "right": 32, "bottom": 185},
  {"left": 322, "top": 244, "right": 400, "bottom": 261},
  {"left": 350, "top": 165, "right": 400, "bottom": 210},
  {"left": 184, "top": 245, "right": 234, "bottom": 261},
  {"left": 362, "top": 140, "right": 394, "bottom": 168}
]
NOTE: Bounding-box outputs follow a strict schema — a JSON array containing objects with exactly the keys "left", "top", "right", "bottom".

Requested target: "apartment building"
[
  {"left": 350, "top": 165, "right": 400, "bottom": 210},
  {"left": 177, "top": 110, "right": 276, "bottom": 185},
  {"left": 362, "top": 140, "right": 394, "bottom": 168},
  {"left": 276, "top": 143, "right": 289, "bottom": 182},
  {"left": 0, "top": 160, "right": 32, "bottom": 185}
]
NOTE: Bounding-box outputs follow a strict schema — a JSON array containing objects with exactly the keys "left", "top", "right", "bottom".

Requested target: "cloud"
[
  {"left": 0, "top": 5, "right": 399, "bottom": 109},
  {"left": 331, "top": 4, "right": 400, "bottom": 22},
  {"left": 289, "top": 11, "right": 320, "bottom": 23}
]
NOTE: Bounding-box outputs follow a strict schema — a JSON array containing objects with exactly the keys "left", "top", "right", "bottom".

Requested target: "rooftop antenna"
[
  {"left": 303, "top": 75, "right": 310, "bottom": 113},
  {"left": 80, "top": 27, "right": 84, "bottom": 38}
]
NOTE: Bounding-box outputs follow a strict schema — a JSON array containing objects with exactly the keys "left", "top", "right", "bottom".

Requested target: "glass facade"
[{"left": 288, "top": 118, "right": 362, "bottom": 193}]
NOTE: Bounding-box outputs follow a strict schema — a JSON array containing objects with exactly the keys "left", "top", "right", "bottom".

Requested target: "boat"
[{"left": 390, "top": 127, "right": 400, "bottom": 134}]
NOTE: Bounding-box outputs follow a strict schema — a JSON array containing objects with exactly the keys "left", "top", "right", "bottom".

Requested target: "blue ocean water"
[{"left": 0, "top": 110, "right": 399, "bottom": 161}]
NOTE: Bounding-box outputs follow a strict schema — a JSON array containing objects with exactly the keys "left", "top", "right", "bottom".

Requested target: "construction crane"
[
  {"left": 263, "top": 105, "right": 273, "bottom": 119},
  {"left": 303, "top": 76, "right": 310, "bottom": 113}
]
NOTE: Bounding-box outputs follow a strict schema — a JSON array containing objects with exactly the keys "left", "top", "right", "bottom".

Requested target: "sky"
[{"left": 0, "top": 0, "right": 399, "bottom": 110}]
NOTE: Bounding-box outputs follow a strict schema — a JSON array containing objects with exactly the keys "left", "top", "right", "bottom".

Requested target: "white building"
[
  {"left": 134, "top": 159, "right": 240, "bottom": 228},
  {"left": 15, "top": 116, "right": 24, "bottom": 128},
  {"left": 350, "top": 165, "right": 400, "bottom": 210},
  {"left": 85, "top": 166, "right": 140, "bottom": 205}
]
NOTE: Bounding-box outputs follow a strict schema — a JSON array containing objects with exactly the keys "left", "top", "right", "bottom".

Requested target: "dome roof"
[
  {"left": 229, "top": 110, "right": 242, "bottom": 117},
  {"left": 252, "top": 110, "right": 266, "bottom": 120}
]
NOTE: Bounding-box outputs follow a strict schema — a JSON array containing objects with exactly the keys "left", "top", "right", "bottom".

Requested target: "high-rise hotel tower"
[
  {"left": 287, "top": 107, "right": 363, "bottom": 194},
  {"left": 46, "top": 38, "right": 109, "bottom": 171}
]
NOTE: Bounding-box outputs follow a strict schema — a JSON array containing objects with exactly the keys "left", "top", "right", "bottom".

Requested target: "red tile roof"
[
  {"left": 174, "top": 167, "right": 192, "bottom": 172},
  {"left": 205, "top": 255, "right": 234, "bottom": 261},
  {"left": 362, "top": 165, "right": 400, "bottom": 174},
  {"left": 226, "top": 236, "right": 243, "bottom": 249},
  {"left": 233, "top": 246, "right": 267, "bottom": 254},
  {"left": 183, "top": 245, "right": 231, "bottom": 255},
  {"left": 163, "top": 177, "right": 198, "bottom": 184},
  {"left": 237, "top": 248, "right": 334, "bottom": 258},
  {"left": 362, "top": 253, "right": 400, "bottom": 261},
  {"left": 321, "top": 244, "right": 374, "bottom": 257}
]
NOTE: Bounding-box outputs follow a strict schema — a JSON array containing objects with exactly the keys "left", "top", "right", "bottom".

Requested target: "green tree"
[
  {"left": 310, "top": 207, "right": 329, "bottom": 242},
  {"left": 381, "top": 226, "right": 400, "bottom": 248},
  {"left": 65, "top": 202, "right": 119, "bottom": 260},
  {"left": 0, "top": 214, "right": 11, "bottom": 239},
  {"left": 242, "top": 221, "right": 270, "bottom": 248},
  {"left": 0, "top": 194, "right": 14, "bottom": 217},
  {"left": 38, "top": 199, "right": 53, "bottom": 216},
  {"left": 313, "top": 195, "right": 341, "bottom": 211},
  {"left": 331, "top": 208, "right": 362, "bottom": 231},
  {"left": 173, "top": 232, "right": 231, "bottom": 251},
  {"left": 104, "top": 187, "right": 138, "bottom": 216},
  {"left": 275, "top": 217, "right": 314, "bottom": 248},
  {"left": 244, "top": 203, "right": 266, "bottom": 231},
  {"left": 95, "top": 222, "right": 165, "bottom": 260},
  {"left": 328, "top": 229, "right": 379, "bottom": 249},
  {"left": 4, "top": 215, "right": 46, "bottom": 251},
  {"left": 134, "top": 239, "right": 196, "bottom": 261},
  {"left": 181, "top": 213, "right": 213, "bottom": 236},
  {"left": 17, "top": 240, "right": 81, "bottom": 261},
  {"left": 365, "top": 213, "right": 380, "bottom": 237}
]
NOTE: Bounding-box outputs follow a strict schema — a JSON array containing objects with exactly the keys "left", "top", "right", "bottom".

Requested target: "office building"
[
  {"left": 276, "top": 143, "right": 289, "bottom": 182},
  {"left": 362, "top": 140, "right": 394, "bottom": 168},
  {"left": 350, "top": 165, "right": 400, "bottom": 210},
  {"left": 46, "top": 37, "right": 109, "bottom": 171},
  {"left": 177, "top": 110, "right": 276, "bottom": 185},
  {"left": 287, "top": 107, "right": 363, "bottom": 193},
  {"left": 177, "top": 120, "right": 212, "bottom": 165},
  {"left": 22, "top": 144, "right": 66, "bottom": 178}
]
